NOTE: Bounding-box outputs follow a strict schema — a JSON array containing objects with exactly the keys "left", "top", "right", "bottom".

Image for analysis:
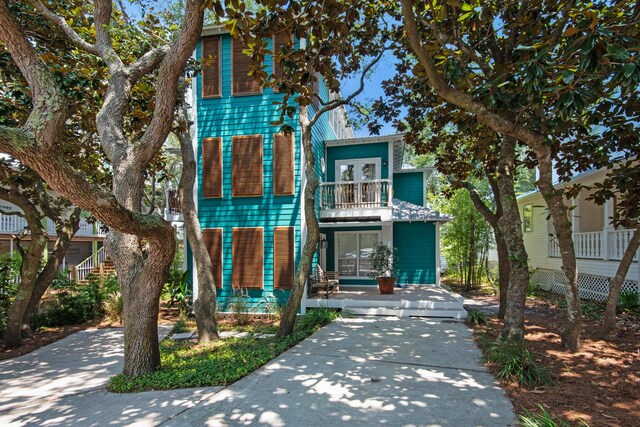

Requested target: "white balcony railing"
[
  {"left": 548, "top": 229, "right": 639, "bottom": 261},
  {"left": 320, "top": 179, "right": 391, "bottom": 210},
  {"left": 1, "top": 214, "right": 104, "bottom": 238}
]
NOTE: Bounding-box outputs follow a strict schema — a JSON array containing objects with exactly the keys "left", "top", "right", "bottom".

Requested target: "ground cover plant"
[{"left": 107, "top": 308, "right": 340, "bottom": 393}]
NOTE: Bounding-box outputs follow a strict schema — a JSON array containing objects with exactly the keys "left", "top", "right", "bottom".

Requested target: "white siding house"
[{"left": 518, "top": 167, "right": 639, "bottom": 300}]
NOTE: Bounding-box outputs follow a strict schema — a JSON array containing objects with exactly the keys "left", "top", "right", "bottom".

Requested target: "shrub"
[
  {"left": 468, "top": 309, "right": 490, "bottom": 325},
  {"left": 166, "top": 270, "right": 191, "bottom": 316},
  {"left": 581, "top": 302, "right": 603, "bottom": 320},
  {"left": 172, "top": 318, "right": 188, "bottom": 334},
  {"left": 32, "top": 281, "right": 104, "bottom": 328},
  {"left": 297, "top": 307, "right": 340, "bottom": 332},
  {"left": 104, "top": 291, "right": 123, "bottom": 323},
  {"left": 518, "top": 405, "right": 578, "bottom": 427},
  {"left": 482, "top": 336, "right": 553, "bottom": 388},
  {"left": 618, "top": 290, "right": 640, "bottom": 310},
  {"left": 0, "top": 253, "right": 20, "bottom": 334}
]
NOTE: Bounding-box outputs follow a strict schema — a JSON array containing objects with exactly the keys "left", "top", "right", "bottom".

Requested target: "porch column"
[
  {"left": 602, "top": 198, "right": 610, "bottom": 261},
  {"left": 435, "top": 222, "right": 441, "bottom": 287}
]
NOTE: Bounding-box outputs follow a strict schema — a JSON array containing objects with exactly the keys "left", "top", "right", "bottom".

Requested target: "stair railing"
[{"left": 73, "top": 246, "right": 107, "bottom": 283}]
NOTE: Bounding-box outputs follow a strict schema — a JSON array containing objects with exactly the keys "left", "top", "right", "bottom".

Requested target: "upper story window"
[
  {"left": 232, "top": 135, "right": 263, "bottom": 197},
  {"left": 523, "top": 204, "right": 533, "bottom": 232},
  {"left": 201, "top": 36, "right": 221, "bottom": 98},
  {"left": 232, "top": 38, "right": 262, "bottom": 95}
]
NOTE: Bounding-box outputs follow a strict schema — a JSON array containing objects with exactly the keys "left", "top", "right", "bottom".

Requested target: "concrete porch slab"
[{"left": 305, "top": 286, "right": 467, "bottom": 318}]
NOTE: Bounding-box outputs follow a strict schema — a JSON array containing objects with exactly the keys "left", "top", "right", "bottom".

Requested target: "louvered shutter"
[
  {"left": 232, "top": 228, "right": 263, "bottom": 289},
  {"left": 232, "top": 38, "right": 261, "bottom": 95},
  {"left": 202, "top": 36, "right": 221, "bottom": 97},
  {"left": 274, "top": 227, "right": 294, "bottom": 289},
  {"left": 202, "top": 137, "right": 222, "bottom": 198},
  {"left": 232, "top": 135, "right": 263, "bottom": 197},
  {"left": 273, "top": 133, "right": 294, "bottom": 195},
  {"left": 272, "top": 32, "right": 292, "bottom": 92},
  {"left": 202, "top": 228, "right": 223, "bottom": 288}
]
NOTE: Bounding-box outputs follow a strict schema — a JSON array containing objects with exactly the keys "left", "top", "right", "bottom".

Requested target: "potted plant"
[{"left": 368, "top": 242, "right": 399, "bottom": 294}]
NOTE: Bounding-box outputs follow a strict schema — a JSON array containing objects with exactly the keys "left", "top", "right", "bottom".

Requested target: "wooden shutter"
[
  {"left": 232, "top": 38, "right": 261, "bottom": 95},
  {"left": 202, "top": 36, "right": 221, "bottom": 98},
  {"left": 202, "top": 228, "right": 223, "bottom": 288},
  {"left": 232, "top": 135, "right": 263, "bottom": 197},
  {"left": 272, "top": 32, "right": 292, "bottom": 92},
  {"left": 202, "top": 137, "right": 222, "bottom": 198},
  {"left": 274, "top": 227, "right": 294, "bottom": 289},
  {"left": 232, "top": 228, "right": 263, "bottom": 289},
  {"left": 273, "top": 133, "right": 294, "bottom": 195}
]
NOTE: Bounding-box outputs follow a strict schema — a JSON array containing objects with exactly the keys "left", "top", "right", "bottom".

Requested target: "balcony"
[
  {"left": 548, "top": 229, "right": 639, "bottom": 261},
  {"left": 0, "top": 214, "right": 104, "bottom": 238},
  {"left": 319, "top": 180, "right": 392, "bottom": 222}
]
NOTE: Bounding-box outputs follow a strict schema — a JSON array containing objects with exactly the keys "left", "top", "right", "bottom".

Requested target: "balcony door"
[{"left": 335, "top": 158, "right": 381, "bottom": 208}]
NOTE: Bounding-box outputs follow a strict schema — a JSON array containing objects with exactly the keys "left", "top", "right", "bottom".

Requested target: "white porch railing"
[
  {"left": 320, "top": 179, "right": 392, "bottom": 209},
  {"left": 0, "top": 214, "right": 27, "bottom": 234},
  {"left": 45, "top": 219, "right": 104, "bottom": 237},
  {"left": 548, "top": 229, "right": 639, "bottom": 261},
  {"left": 74, "top": 246, "right": 107, "bottom": 283}
]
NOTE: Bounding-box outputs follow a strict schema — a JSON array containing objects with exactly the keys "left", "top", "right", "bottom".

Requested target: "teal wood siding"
[
  {"left": 326, "top": 142, "right": 389, "bottom": 181},
  {"left": 195, "top": 34, "right": 302, "bottom": 307},
  {"left": 393, "top": 222, "right": 436, "bottom": 285},
  {"left": 393, "top": 172, "right": 424, "bottom": 205},
  {"left": 324, "top": 226, "right": 381, "bottom": 286}
]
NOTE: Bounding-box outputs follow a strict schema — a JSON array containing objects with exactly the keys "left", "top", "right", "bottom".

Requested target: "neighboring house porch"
[{"left": 518, "top": 167, "right": 640, "bottom": 301}]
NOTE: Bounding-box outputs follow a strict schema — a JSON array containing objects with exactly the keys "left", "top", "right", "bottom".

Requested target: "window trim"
[
  {"left": 334, "top": 230, "right": 381, "bottom": 279},
  {"left": 231, "top": 38, "right": 263, "bottom": 97},
  {"left": 523, "top": 204, "right": 533, "bottom": 232},
  {"left": 335, "top": 158, "right": 382, "bottom": 183},
  {"left": 201, "top": 35, "right": 222, "bottom": 99}
]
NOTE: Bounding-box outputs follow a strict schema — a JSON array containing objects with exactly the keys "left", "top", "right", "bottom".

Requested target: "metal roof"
[{"left": 392, "top": 198, "right": 452, "bottom": 222}]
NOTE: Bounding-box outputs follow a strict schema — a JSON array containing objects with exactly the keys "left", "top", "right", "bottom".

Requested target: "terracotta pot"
[{"left": 376, "top": 277, "right": 396, "bottom": 294}]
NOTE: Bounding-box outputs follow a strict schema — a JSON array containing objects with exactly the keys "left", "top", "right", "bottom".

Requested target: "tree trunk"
[
  {"left": 5, "top": 225, "right": 47, "bottom": 348},
  {"left": 535, "top": 145, "right": 581, "bottom": 351},
  {"left": 176, "top": 92, "right": 218, "bottom": 342},
  {"left": 495, "top": 232, "right": 510, "bottom": 319},
  {"left": 278, "top": 106, "right": 320, "bottom": 337},
  {"left": 22, "top": 208, "right": 82, "bottom": 329},
  {"left": 601, "top": 225, "right": 640, "bottom": 336},
  {"left": 463, "top": 176, "right": 509, "bottom": 318},
  {"left": 496, "top": 138, "right": 530, "bottom": 343},
  {"left": 107, "top": 160, "right": 176, "bottom": 376},
  {"left": 466, "top": 214, "right": 476, "bottom": 292}
]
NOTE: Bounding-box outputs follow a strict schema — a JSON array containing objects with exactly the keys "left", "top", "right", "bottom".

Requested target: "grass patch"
[
  {"left": 172, "top": 319, "right": 189, "bottom": 334},
  {"left": 519, "top": 405, "right": 587, "bottom": 427},
  {"left": 108, "top": 309, "right": 338, "bottom": 393},
  {"left": 481, "top": 334, "right": 553, "bottom": 389}
]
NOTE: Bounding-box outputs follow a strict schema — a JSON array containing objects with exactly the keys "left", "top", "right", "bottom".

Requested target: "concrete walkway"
[{"left": 0, "top": 319, "right": 515, "bottom": 426}]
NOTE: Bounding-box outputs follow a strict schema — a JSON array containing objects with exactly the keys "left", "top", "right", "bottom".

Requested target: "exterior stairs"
[{"left": 78, "top": 258, "right": 116, "bottom": 285}]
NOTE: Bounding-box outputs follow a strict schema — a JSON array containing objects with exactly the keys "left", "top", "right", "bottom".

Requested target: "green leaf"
[
  {"left": 461, "top": 3, "right": 473, "bottom": 11},
  {"left": 561, "top": 70, "right": 574, "bottom": 84},
  {"left": 607, "top": 44, "right": 630, "bottom": 61},
  {"left": 622, "top": 63, "right": 636, "bottom": 78}
]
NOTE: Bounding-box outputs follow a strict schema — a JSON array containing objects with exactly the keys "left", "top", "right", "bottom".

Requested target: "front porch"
[{"left": 305, "top": 285, "right": 467, "bottom": 319}]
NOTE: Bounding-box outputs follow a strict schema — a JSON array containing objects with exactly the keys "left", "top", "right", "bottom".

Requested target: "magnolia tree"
[
  {"left": 0, "top": 0, "right": 207, "bottom": 375},
  {"left": 380, "top": 0, "right": 640, "bottom": 351}
]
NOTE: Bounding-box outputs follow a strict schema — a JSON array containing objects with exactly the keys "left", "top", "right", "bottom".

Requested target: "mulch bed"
[{"left": 449, "top": 280, "right": 640, "bottom": 427}]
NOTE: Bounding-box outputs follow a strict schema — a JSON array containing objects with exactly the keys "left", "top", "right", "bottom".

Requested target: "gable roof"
[{"left": 392, "top": 198, "right": 451, "bottom": 222}]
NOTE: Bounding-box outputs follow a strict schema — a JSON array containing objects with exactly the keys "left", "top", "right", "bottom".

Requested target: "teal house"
[{"left": 191, "top": 25, "right": 451, "bottom": 313}]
